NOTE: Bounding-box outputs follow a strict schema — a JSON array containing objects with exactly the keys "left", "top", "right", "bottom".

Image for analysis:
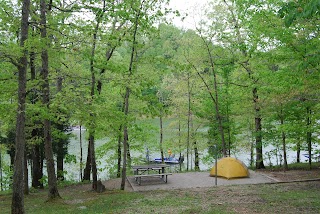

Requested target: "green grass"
[
  {"left": 263, "top": 162, "right": 320, "bottom": 171},
  {"left": 1, "top": 181, "right": 320, "bottom": 214}
]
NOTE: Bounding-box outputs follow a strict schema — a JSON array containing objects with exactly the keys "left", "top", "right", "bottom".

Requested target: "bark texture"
[
  {"left": 11, "top": 0, "right": 30, "bottom": 213},
  {"left": 40, "top": 0, "right": 60, "bottom": 199}
]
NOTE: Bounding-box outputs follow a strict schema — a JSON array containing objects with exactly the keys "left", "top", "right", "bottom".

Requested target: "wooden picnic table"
[{"left": 132, "top": 164, "right": 172, "bottom": 185}]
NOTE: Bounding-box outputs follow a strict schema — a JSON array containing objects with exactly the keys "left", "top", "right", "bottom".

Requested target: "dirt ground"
[
  {"left": 84, "top": 168, "right": 320, "bottom": 193},
  {"left": 59, "top": 168, "right": 320, "bottom": 195},
  {"left": 257, "top": 168, "right": 320, "bottom": 182}
]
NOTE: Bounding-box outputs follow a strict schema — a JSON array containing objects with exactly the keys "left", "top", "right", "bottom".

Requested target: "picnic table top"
[{"left": 132, "top": 164, "right": 168, "bottom": 170}]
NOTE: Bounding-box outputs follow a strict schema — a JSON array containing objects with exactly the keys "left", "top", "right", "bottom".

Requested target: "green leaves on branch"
[{"left": 279, "top": 0, "right": 320, "bottom": 26}]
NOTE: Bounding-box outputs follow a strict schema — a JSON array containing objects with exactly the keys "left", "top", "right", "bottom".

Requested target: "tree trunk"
[
  {"left": 178, "top": 120, "right": 182, "bottom": 172},
  {"left": 160, "top": 113, "right": 164, "bottom": 163},
  {"left": 0, "top": 146, "right": 2, "bottom": 191},
  {"left": 212, "top": 71, "right": 226, "bottom": 157},
  {"left": 40, "top": 0, "right": 60, "bottom": 199},
  {"left": 117, "top": 99, "right": 125, "bottom": 178},
  {"left": 88, "top": 36, "right": 97, "bottom": 190},
  {"left": 253, "top": 87, "right": 265, "bottom": 169},
  {"left": 280, "top": 107, "right": 288, "bottom": 170},
  {"left": 296, "top": 140, "right": 300, "bottom": 163},
  {"left": 190, "top": 115, "right": 199, "bottom": 171},
  {"left": 250, "top": 137, "right": 254, "bottom": 168},
  {"left": 282, "top": 131, "right": 288, "bottom": 170},
  {"left": 83, "top": 145, "right": 91, "bottom": 181},
  {"left": 306, "top": 107, "right": 312, "bottom": 170},
  {"left": 56, "top": 143, "right": 64, "bottom": 181},
  {"left": 30, "top": 27, "right": 44, "bottom": 189},
  {"left": 121, "top": 88, "right": 130, "bottom": 190},
  {"left": 117, "top": 126, "right": 122, "bottom": 178},
  {"left": 56, "top": 124, "right": 65, "bottom": 181},
  {"left": 11, "top": 0, "right": 30, "bottom": 213},
  {"left": 193, "top": 140, "right": 199, "bottom": 171},
  {"left": 226, "top": 105, "right": 232, "bottom": 156},
  {"left": 32, "top": 144, "right": 43, "bottom": 188},
  {"left": 186, "top": 73, "right": 191, "bottom": 171},
  {"left": 24, "top": 153, "right": 29, "bottom": 195},
  {"left": 79, "top": 125, "right": 83, "bottom": 181},
  {"left": 126, "top": 140, "right": 131, "bottom": 168},
  {"left": 83, "top": 1, "right": 106, "bottom": 190},
  {"left": 121, "top": 2, "right": 141, "bottom": 189},
  {"left": 89, "top": 134, "right": 97, "bottom": 190}
]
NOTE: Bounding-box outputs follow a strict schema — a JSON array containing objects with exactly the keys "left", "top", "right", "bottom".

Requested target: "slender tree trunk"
[
  {"left": 88, "top": 33, "right": 97, "bottom": 190},
  {"left": 83, "top": 145, "right": 91, "bottom": 181},
  {"left": 190, "top": 115, "right": 199, "bottom": 171},
  {"left": 306, "top": 107, "right": 312, "bottom": 170},
  {"left": 160, "top": 113, "right": 164, "bottom": 163},
  {"left": 296, "top": 140, "right": 301, "bottom": 163},
  {"left": 89, "top": 135, "right": 97, "bottom": 190},
  {"left": 250, "top": 138, "right": 254, "bottom": 168},
  {"left": 11, "top": 0, "right": 30, "bottom": 212},
  {"left": 24, "top": 153, "right": 29, "bottom": 195},
  {"left": 121, "top": 88, "right": 130, "bottom": 190},
  {"left": 79, "top": 125, "right": 83, "bottom": 181},
  {"left": 126, "top": 140, "right": 131, "bottom": 168},
  {"left": 282, "top": 131, "right": 288, "bottom": 169},
  {"left": 84, "top": 0, "right": 106, "bottom": 191},
  {"left": 117, "top": 98, "right": 126, "bottom": 178},
  {"left": 193, "top": 139, "right": 199, "bottom": 171},
  {"left": 88, "top": 76, "right": 97, "bottom": 190},
  {"left": 40, "top": 0, "right": 60, "bottom": 199},
  {"left": 32, "top": 144, "right": 43, "bottom": 188},
  {"left": 0, "top": 146, "right": 2, "bottom": 191},
  {"left": 56, "top": 125, "right": 64, "bottom": 181},
  {"left": 212, "top": 71, "right": 226, "bottom": 157},
  {"left": 178, "top": 119, "right": 182, "bottom": 172},
  {"left": 117, "top": 126, "right": 122, "bottom": 178},
  {"left": 120, "top": 2, "right": 141, "bottom": 190},
  {"left": 56, "top": 144, "right": 64, "bottom": 181},
  {"left": 280, "top": 107, "right": 288, "bottom": 170},
  {"left": 186, "top": 73, "right": 191, "bottom": 171},
  {"left": 253, "top": 87, "right": 265, "bottom": 169},
  {"left": 226, "top": 105, "right": 231, "bottom": 156},
  {"left": 30, "top": 27, "right": 44, "bottom": 189}
]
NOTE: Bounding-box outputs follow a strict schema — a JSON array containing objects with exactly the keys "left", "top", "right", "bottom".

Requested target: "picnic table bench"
[{"left": 132, "top": 164, "right": 172, "bottom": 185}]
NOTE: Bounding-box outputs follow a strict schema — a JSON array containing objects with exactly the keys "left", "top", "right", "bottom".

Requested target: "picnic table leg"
[
  {"left": 163, "top": 174, "right": 168, "bottom": 183},
  {"left": 134, "top": 169, "right": 138, "bottom": 182},
  {"left": 161, "top": 167, "right": 165, "bottom": 180}
]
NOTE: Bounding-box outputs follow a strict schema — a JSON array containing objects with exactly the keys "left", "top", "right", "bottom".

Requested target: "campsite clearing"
[{"left": 1, "top": 175, "right": 320, "bottom": 213}]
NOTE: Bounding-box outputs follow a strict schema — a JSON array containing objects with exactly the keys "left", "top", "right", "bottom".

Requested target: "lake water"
[{"left": 65, "top": 129, "right": 315, "bottom": 181}]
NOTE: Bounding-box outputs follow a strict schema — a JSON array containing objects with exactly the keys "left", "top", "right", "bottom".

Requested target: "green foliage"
[
  {"left": 64, "top": 154, "right": 77, "bottom": 164},
  {"left": 279, "top": 0, "right": 320, "bottom": 26},
  {"left": 0, "top": 160, "right": 13, "bottom": 191}
]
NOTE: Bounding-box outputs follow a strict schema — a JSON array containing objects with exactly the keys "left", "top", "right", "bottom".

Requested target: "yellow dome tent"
[{"left": 210, "top": 157, "right": 249, "bottom": 179}]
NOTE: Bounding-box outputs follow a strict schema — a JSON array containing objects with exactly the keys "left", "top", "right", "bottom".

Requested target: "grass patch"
[
  {"left": 259, "top": 162, "right": 320, "bottom": 171},
  {"left": 1, "top": 181, "right": 320, "bottom": 213}
]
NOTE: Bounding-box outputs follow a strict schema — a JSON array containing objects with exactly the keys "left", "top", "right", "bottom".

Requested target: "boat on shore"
[{"left": 153, "top": 156, "right": 184, "bottom": 164}]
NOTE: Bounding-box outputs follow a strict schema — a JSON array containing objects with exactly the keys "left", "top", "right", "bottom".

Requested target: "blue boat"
[{"left": 153, "top": 156, "right": 184, "bottom": 164}]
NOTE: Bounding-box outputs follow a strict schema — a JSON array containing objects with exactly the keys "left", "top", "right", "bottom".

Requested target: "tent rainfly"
[{"left": 210, "top": 157, "right": 249, "bottom": 179}]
